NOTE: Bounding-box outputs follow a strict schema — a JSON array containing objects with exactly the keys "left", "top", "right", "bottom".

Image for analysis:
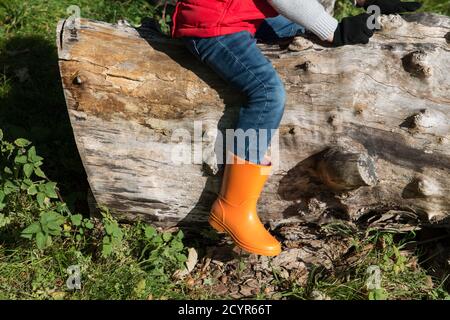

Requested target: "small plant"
[
  {"left": 1, "top": 131, "right": 63, "bottom": 223},
  {"left": 21, "top": 210, "right": 65, "bottom": 249},
  {"left": 0, "top": 130, "right": 71, "bottom": 250},
  {"left": 368, "top": 287, "right": 388, "bottom": 300},
  {"left": 101, "top": 209, "right": 124, "bottom": 257},
  {"left": 138, "top": 224, "right": 187, "bottom": 274},
  {"left": 65, "top": 213, "right": 94, "bottom": 242},
  {"left": 152, "top": 0, "right": 177, "bottom": 35}
]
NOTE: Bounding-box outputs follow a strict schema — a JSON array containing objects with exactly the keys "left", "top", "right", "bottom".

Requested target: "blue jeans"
[{"left": 182, "top": 15, "right": 305, "bottom": 164}]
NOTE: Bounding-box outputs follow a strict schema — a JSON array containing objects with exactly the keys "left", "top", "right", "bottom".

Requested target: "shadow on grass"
[{"left": 0, "top": 35, "right": 89, "bottom": 214}]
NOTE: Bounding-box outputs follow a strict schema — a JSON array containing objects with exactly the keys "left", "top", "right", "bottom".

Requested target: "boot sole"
[{"left": 208, "top": 215, "right": 281, "bottom": 257}]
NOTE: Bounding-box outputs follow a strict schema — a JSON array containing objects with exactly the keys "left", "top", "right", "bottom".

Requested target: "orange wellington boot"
[{"left": 209, "top": 153, "right": 281, "bottom": 256}]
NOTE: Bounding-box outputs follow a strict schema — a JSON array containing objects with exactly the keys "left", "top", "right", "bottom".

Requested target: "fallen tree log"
[{"left": 56, "top": 13, "right": 450, "bottom": 228}]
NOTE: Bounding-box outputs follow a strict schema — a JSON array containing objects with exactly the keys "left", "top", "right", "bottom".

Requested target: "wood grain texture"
[{"left": 57, "top": 13, "right": 450, "bottom": 228}]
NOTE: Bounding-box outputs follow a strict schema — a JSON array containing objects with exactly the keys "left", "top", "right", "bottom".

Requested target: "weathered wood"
[{"left": 56, "top": 13, "right": 450, "bottom": 228}]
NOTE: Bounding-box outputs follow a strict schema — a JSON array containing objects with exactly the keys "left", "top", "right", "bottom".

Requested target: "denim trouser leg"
[{"left": 182, "top": 17, "right": 303, "bottom": 164}]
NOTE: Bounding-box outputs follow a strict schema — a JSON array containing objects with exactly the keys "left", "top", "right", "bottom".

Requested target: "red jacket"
[{"left": 171, "top": 0, "right": 278, "bottom": 38}]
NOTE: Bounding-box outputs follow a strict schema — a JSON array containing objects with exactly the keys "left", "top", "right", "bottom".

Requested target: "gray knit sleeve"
[{"left": 267, "top": 0, "right": 338, "bottom": 41}]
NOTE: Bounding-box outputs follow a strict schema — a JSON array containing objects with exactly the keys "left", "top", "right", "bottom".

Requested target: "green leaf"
[
  {"left": 175, "top": 253, "right": 187, "bottom": 263},
  {"left": 55, "top": 202, "right": 70, "bottom": 214},
  {"left": 34, "top": 167, "right": 46, "bottom": 178},
  {"left": 41, "top": 211, "right": 64, "bottom": 225},
  {"left": 153, "top": 235, "right": 163, "bottom": 244},
  {"left": 134, "top": 279, "right": 146, "bottom": 296},
  {"left": 175, "top": 230, "right": 184, "bottom": 240},
  {"left": 27, "top": 146, "right": 42, "bottom": 163},
  {"left": 3, "top": 180, "right": 18, "bottom": 195},
  {"left": 0, "top": 129, "right": 3, "bottom": 140},
  {"left": 47, "top": 227, "right": 61, "bottom": 236},
  {"left": 144, "top": 226, "right": 156, "bottom": 239},
  {"left": 105, "top": 223, "right": 114, "bottom": 235},
  {"left": 162, "top": 232, "right": 172, "bottom": 242},
  {"left": 14, "top": 138, "right": 31, "bottom": 147},
  {"left": 36, "top": 192, "right": 46, "bottom": 207},
  {"left": 70, "top": 214, "right": 83, "bottom": 226},
  {"left": 41, "top": 223, "right": 49, "bottom": 234},
  {"left": 102, "top": 243, "right": 113, "bottom": 257},
  {"left": 0, "top": 213, "right": 11, "bottom": 227},
  {"left": 44, "top": 182, "right": 58, "bottom": 198},
  {"left": 23, "top": 163, "right": 34, "bottom": 178},
  {"left": 14, "top": 155, "right": 28, "bottom": 164},
  {"left": 84, "top": 220, "right": 94, "bottom": 229},
  {"left": 34, "top": 160, "right": 43, "bottom": 167},
  {"left": 0, "top": 190, "right": 5, "bottom": 203},
  {"left": 37, "top": 184, "right": 46, "bottom": 192},
  {"left": 46, "top": 235, "right": 53, "bottom": 247},
  {"left": 47, "top": 220, "right": 61, "bottom": 231},
  {"left": 21, "top": 222, "right": 41, "bottom": 236},
  {"left": 21, "top": 233, "right": 33, "bottom": 240},
  {"left": 369, "top": 289, "right": 388, "bottom": 300},
  {"left": 171, "top": 240, "right": 184, "bottom": 251},
  {"left": 27, "top": 146, "right": 36, "bottom": 160},
  {"left": 4, "top": 166, "right": 12, "bottom": 175},
  {"left": 27, "top": 184, "right": 38, "bottom": 195},
  {"left": 102, "top": 236, "right": 113, "bottom": 257},
  {"left": 36, "top": 232, "right": 47, "bottom": 249},
  {"left": 112, "top": 226, "right": 123, "bottom": 238}
]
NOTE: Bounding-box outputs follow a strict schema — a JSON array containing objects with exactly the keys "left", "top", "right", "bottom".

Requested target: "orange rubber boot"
[{"left": 209, "top": 153, "right": 281, "bottom": 256}]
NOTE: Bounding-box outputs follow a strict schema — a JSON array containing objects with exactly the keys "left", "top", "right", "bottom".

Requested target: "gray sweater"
[{"left": 268, "top": 0, "right": 339, "bottom": 41}]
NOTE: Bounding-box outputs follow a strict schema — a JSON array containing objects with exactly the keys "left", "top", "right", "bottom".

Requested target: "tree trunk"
[{"left": 56, "top": 13, "right": 450, "bottom": 228}]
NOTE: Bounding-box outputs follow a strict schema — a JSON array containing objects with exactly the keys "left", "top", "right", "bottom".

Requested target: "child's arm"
[
  {"left": 267, "top": 0, "right": 338, "bottom": 42},
  {"left": 267, "top": 0, "right": 374, "bottom": 46}
]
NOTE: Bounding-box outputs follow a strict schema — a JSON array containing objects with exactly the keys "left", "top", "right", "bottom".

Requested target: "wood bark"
[{"left": 56, "top": 13, "right": 450, "bottom": 228}]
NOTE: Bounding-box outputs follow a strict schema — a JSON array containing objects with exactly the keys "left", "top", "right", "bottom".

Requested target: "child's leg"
[
  {"left": 182, "top": 31, "right": 286, "bottom": 164},
  {"left": 255, "top": 15, "right": 305, "bottom": 43},
  {"left": 183, "top": 32, "right": 285, "bottom": 256}
]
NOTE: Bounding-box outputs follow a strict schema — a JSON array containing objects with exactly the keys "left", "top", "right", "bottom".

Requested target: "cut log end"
[{"left": 317, "top": 147, "right": 378, "bottom": 192}]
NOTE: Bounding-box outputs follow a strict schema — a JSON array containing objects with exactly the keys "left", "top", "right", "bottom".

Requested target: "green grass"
[
  {"left": 295, "top": 231, "right": 449, "bottom": 300},
  {"left": 267, "top": 222, "right": 450, "bottom": 300},
  {"left": 0, "top": 221, "right": 201, "bottom": 300},
  {"left": 0, "top": 0, "right": 449, "bottom": 300}
]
